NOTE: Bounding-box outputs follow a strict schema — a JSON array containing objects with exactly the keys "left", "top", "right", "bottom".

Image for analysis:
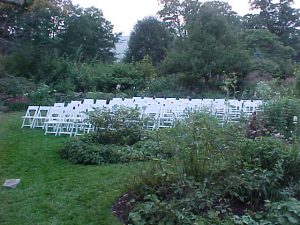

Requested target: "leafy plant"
[
  {"left": 265, "top": 198, "right": 300, "bottom": 225},
  {"left": 61, "top": 136, "right": 154, "bottom": 165},
  {"left": 258, "top": 97, "right": 300, "bottom": 139},
  {"left": 89, "top": 106, "right": 145, "bottom": 146}
]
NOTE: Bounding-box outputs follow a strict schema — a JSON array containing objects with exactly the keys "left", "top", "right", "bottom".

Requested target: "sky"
[{"left": 71, "top": 0, "right": 300, "bottom": 36}]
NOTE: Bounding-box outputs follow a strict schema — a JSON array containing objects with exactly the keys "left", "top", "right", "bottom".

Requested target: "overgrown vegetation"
[{"left": 113, "top": 113, "right": 300, "bottom": 225}]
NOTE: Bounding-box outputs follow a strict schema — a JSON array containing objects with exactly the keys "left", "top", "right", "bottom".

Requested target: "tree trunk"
[{"left": 204, "top": 75, "right": 210, "bottom": 91}]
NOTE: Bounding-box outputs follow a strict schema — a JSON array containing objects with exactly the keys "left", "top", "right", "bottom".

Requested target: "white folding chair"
[
  {"left": 121, "top": 98, "right": 135, "bottom": 108},
  {"left": 189, "top": 99, "right": 203, "bottom": 112},
  {"left": 44, "top": 107, "right": 64, "bottom": 135},
  {"left": 143, "top": 104, "right": 161, "bottom": 130},
  {"left": 32, "top": 106, "right": 51, "bottom": 128},
  {"left": 201, "top": 99, "right": 213, "bottom": 113},
  {"left": 56, "top": 109, "right": 77, "bottom": 136},
  {"left": 159, "top": 109, "right": 175, "bottom": 128},
  {"left": 213, "top": 103, "right": 227, "bottom": 126},
  {"left": 227, "top": 100, "right": 243, "bottom": 123},
  {"left": 73, "top": 112, "right": 94, "bottom": 136},
  {"left": 21, "top": 106, "right": 39, "bottom": 128}
]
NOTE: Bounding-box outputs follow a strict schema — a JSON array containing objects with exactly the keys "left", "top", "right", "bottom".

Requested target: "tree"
[
  {"left": 246, "top": 0, "right": 300, "bottom": 57},
  {"left": 157, "top": 0, "right": 187, "bottom": 37},
  {"left": 242, "top": 28, "right": 295, "bottom": 77},
  {"left": 125, "top": 16, "right": 172, "bottom": 65},
  {"left": 0, "top": 0, "right": 120, "bottom": 86},
  {"left": 161, "top": 1, "right": 250, "bottom": 91},
  {"left": 59, "top": 7, "right": 120, "bottom": 62}
]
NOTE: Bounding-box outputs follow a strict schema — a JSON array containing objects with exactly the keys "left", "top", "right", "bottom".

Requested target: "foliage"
[
  {"left": 62, "top": 106, "right": 176, "bottom": 165},
  {"left": 129, "top": 193, "right": 198, "bottom": 225},
  {"left": 1, "top": 0, "right": 299, "bottom": 97},
  {"left": 125, "top": 16, "right": 172, "bottom": 65},
  {"left": 0, "top": 76, "right": 35, "bottom": 97},
  {"left": 258, "top": 97, "right": 300, "bottom": 139},
  {"left": 242, "top": 29, "right": 296, "bottom": 77},
  {"left": 160, "top": 1, "right": 251, "bottom": 92},
  {"left": 59, "top": 6, "right": 120, "bottom": 62},
  {"left": 295, "top": 68, "right": 300, "bottom": 97},
  {"left": 89, "top": 106, "right": 145, "bottom": 145},
  {"left": 121, "top": 113, "right": 300, "bottom": 225},
  {"left": 254, "top": 80, "right": 280, "bottom": 100},
  {"left": 247, "top": 0, "right": 300, "bottom": 58},
  {"left": 28, "top": 84, "right": 54, "bottom": 106},
  {"left": 265, "top": 198, "right": 300, "bottom": 224},
  {"left": 222, "top": 72, "right": 238, "bottom": 98},
  {"left": 61, "top": 137, "right": 153, "bottom": 165}
]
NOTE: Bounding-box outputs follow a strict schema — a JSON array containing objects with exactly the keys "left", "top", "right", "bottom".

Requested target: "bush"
[
  {"left": 0, "top": 76, "right": 35, "bottom": 98},
  {"left": 265, "top": 198, "right": 300, "bottom": 224},
  {"left": 258, "top": 97, "right": 300, "bottom": 139},
  {"left": 89, "top": 106, "right": 145, "bottom": 145},
  {"left": 28, "top": 84, "right": 54, "bottom": 106},
  {"left": 61, "top": 136, "right": 161, "bottom": 165},
  {"left": 119, "top": 114, "right": 300, "bottom": 224},
  {"left": 61, "top": 138, "right": 105, "bottom": 164}
]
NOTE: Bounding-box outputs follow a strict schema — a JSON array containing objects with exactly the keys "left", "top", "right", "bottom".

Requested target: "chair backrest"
[
  {"left": 189, "top": 99, "right": 203, "bottom": 111},
  {"left": 144, "top": 104, "right": 161, "bottom": 115},
  {"left": 47, "top": 107, "right": 64, "bottom": 120},
  {"left": 24, "top": 106, "right": 39, "bottom": 117},
  {"left": 66, "top": 101, "right": 81, "bottom": 110},
  {"left": 77, "top": 104, "right": 94, "bottom": 113},
  {"left": 94, "top": 99, "right": 107, "bottom": 109},
  {"left": 109, "top": 98, "right": 122, "bottom": 107},
  {"left": 121, "top": 98, "right": 135, "bottom": 108},
  {"left": 53, "top": 102, "right": 65, "bottom": 107},
  {"left": 36, "top": 106, "right": 51, "bottom": 117},
  {"left": 202, "top": 99, "right": 213, "bottom": 109},
  {"left": 82, "top": 99, "right": 94, "bottom": 105}
]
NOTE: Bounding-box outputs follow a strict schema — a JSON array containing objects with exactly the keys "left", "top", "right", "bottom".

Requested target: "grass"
[{"left": 0, "top": 112, "right": 140, "bottom": 225}]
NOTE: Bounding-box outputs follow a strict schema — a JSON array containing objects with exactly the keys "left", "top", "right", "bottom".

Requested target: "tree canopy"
[
  {"left": 125, "top": 16, "right": 172, "bottom": 65},
  {"left": 0, "top": 0, "right": 300, "bottom": 97},
  {"left": 0, "top": 0, "right": 119, "bottom": 61}
]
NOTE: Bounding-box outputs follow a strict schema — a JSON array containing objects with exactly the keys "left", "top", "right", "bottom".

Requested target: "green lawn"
[{"left": 0, "top": 112, "right": 138, "bottom": 225}]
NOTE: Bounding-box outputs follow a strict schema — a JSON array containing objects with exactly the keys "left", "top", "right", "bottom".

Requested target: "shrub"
[
  {"left": 89, "top": 106, "right": 145, "bottom": 146},
  {"left": 28, "top": 83, "right": 54, "bottom": 106},
  {"left": 120, "top": 114, "right": 300, "bottom": 224},
  {"left": 0, "top": 76, "right": 35, "bottom": 98},
  {"left": 61, "top": 136, "right": 160, "bottom": 165},
  {"left": 61, "top": 138, "right": 105, "bottom": 164},
  {"left": 258, "top": 97, "right": 300, "bottom": 139},
  {"left": 265, "top": 198, "right": 300, "bottom": 224}
]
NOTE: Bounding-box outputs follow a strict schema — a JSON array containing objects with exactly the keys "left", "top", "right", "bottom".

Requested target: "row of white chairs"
[
  {"left": 21, "top": 104, "right": 94, "bottom": 136},
  {"left": 21, "top": 98, "right": 263, "bottom": 134}
]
